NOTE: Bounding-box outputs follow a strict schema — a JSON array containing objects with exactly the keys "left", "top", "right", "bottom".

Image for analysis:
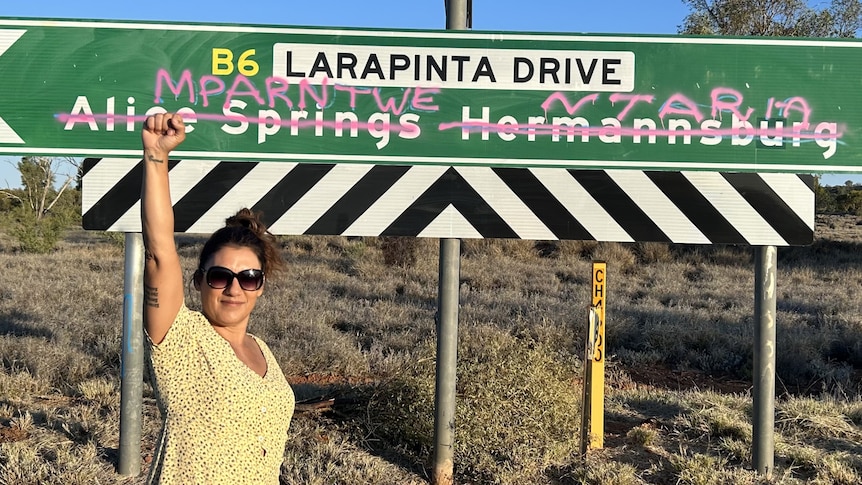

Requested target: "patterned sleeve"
[{"left": 147, "top": 303, "right": 203, "bottom": 356}]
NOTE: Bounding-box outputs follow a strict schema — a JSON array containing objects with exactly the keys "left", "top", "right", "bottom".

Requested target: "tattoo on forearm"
[
  {"left": 144, "top": 250, "right": 155, "bottom": 262},
  {"left": 145, "top": 151, "right": 164, "bottom": 164},
  {"left": 144, "top": 285, "right": 160, "bottom": 308}
]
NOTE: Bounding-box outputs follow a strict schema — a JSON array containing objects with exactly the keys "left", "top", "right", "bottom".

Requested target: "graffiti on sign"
[{"left": 0, "top": 19, "right": 858, "bottom": 171}]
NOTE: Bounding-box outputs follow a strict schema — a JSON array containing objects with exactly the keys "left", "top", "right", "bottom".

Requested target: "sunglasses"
[{"left": 199, "top": 266, "right": 265, "bottom": 291}]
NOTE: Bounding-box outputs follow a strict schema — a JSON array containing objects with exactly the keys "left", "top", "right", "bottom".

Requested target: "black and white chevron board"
[{"left": 81, "top": 158, "right": 814, "bottom": 246}]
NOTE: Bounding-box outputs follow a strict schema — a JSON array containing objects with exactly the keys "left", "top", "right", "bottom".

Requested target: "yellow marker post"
[{"left": 581, "top": 261, "right": 606, "bottom": 454}]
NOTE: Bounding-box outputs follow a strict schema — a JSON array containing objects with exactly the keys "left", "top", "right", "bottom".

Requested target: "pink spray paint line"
[
  {"left": 56, "top": 112, "right": 841, "bottom": 142},
  {"left": 437, "top": 120, "right": 842, "bottom": 141},
  {"left": 55, "top": 112, "right": 418, "bottom": 135}
]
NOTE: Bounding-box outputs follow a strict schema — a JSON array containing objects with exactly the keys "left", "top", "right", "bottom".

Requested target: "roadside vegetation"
[{"left": 0, "top": 211, "right": 860, "bottom": 483}]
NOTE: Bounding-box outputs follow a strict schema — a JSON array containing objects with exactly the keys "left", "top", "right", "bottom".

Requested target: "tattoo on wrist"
[
  {"left": 145, "top": 151, "right": 164, "bottom": 164},
  {"left": 144, "top": 285, "right": 160, "bottom": 308}
]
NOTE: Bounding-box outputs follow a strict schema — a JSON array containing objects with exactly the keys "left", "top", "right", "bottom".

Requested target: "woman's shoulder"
[
  {"left": 175, "top": 302, "right": 206, "bottom": 324},
  {"left": 149, "top": 302, "right": 210, "bottom": 350}
]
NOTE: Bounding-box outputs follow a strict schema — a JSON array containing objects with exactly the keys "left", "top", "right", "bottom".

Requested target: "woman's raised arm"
[{"left": 140, "top": 113, "right": 186, "bottom": 345}]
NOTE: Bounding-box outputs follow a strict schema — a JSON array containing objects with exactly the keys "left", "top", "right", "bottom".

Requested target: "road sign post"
[
  {"left": 581, "top": 261, "right": 606, "bottom": 454},
  {"left": 753, "top": 246, "right": 777, "bottom": 477},
  {"left": 433, "top": 5, "right": 468, "bottom": 485},
  {"left": 119, "top": 233, "right": 144, "bottom": 476}
]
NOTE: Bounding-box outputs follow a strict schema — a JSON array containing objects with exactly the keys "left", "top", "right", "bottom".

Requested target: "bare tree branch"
[{"left": 0, "top": 189, "right": 22, "bottom": 204}]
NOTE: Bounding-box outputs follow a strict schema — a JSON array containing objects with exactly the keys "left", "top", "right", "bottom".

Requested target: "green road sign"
[{"left": 1, "top": 18, "right": 861, "bottom": 172}]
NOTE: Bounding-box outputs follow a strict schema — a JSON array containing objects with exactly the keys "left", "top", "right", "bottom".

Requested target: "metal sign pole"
[
  {"left": 431, "top": 5, "right": 469, "bottom": 484},
  {"left": 433, "top": 238, "right": 461, "bottom": 485},
  {"left": 119, "top": 232, "right": 145, "bottom": 476},
  {"left": 752, "top": 246, "right": 777, "bottom": 477}
]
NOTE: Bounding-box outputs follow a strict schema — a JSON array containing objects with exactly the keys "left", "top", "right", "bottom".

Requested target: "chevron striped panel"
[{"left": 81, "top": 158, "right": 814, "bottom": 246}]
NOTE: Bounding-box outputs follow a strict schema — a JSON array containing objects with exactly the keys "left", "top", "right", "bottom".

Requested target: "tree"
[
  {"left": 0, "top": 156, "right": 80, "bottom": 252},
  {"left": 679, "top": 0, "right": 862, "bottom": 37},
  {"left": 1, "top": 156, "right": 76, "bottom": 221},
  {"left": 836, "top": 189, "right": 862, "bottom": 214}
]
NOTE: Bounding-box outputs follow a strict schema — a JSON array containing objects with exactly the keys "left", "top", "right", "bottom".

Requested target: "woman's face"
[{"left": 198, "top": 245, "right": 264, "bottom": 329}]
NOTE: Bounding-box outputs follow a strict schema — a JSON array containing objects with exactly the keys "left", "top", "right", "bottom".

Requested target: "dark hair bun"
[{"left": 225, "top": 208, "right": 268, "bottom": 238}]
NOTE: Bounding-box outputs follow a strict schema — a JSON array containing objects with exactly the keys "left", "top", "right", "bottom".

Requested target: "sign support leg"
[
  {"left": 119, "top": 233, "right": 145, "bottom": 476},
  {"left": 434, "top": 2, "right": 468, "bottom": 481},
  {"left": 753, "top": 246, "right": 776, "bottom": 477},
  {"left": 433, "top": 238, "right": 461, "bottom": 485}
]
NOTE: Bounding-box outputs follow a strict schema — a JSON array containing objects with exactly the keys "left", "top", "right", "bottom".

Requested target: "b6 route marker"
[{"left": 1, "top": 17, "right": 861, "bottom": 173}]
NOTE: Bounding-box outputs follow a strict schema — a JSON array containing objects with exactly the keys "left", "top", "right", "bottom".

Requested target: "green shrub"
[
  {"left": 365, "top": 327, "right": 583, "bottom": 484},
  {"left": 5, "top": 208, "right": 69, "bottom": 254}
]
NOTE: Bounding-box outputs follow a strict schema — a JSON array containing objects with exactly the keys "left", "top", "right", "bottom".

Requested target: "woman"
[{"left": 141, "top": 113, "right": 294, "bottom": 484}]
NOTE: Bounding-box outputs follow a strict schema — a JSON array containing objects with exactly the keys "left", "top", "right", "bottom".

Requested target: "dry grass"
[{"left": 0, "top": 215, "right": 860, "bottom": 483}]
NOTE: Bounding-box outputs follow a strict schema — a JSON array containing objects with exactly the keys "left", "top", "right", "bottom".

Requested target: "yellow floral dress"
[{"left": 146, "top": 303, "right": 294, "bottom": 484}]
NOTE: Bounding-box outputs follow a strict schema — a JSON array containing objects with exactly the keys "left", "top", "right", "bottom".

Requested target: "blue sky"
[{"left": 0, "top": 0, "right": 859, "bottom": 187}]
